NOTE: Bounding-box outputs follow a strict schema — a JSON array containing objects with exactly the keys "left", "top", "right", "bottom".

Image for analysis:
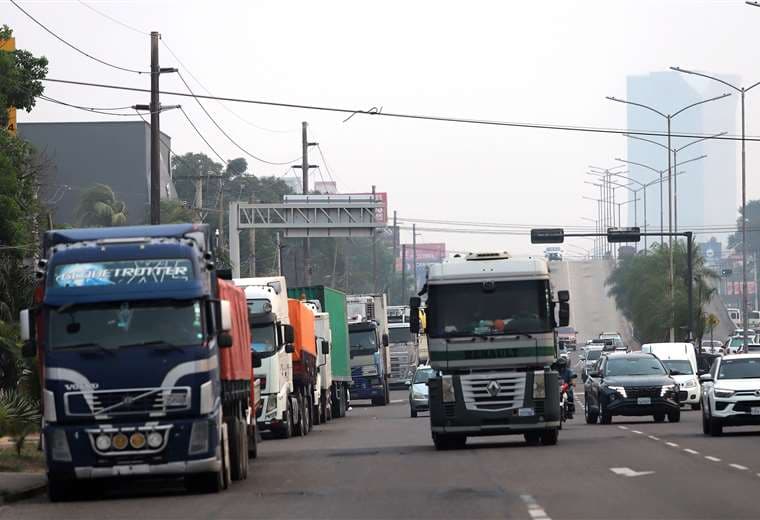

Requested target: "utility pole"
[
  {"left": 276, "top": 232, "right": 282, "bottom": 276},
  {"left": 372, "top": 185, "right": 378, "bottom": 293},
  {"left": 194, "top": 174, "right": 203, "bottom": 218},
  {"left": 135, "top": 32, "right": 177, "bottom": 225},
  {"left": 293, "top": 122, "right": 318, "bottom": 284},
  {"left": 248, "top": 193, "right": 256, "bottom": 277},
  {"left": 401, "top": 244, "right": 407, "bottom": 303},
  {"left": 412, "top": 224, "right": 418, "bottom": 293},
  {"left": 391, "top": 210, "right": 398, "bottom": 304}
]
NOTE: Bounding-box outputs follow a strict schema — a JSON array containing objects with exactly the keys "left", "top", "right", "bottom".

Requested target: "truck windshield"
[
  {"left": 251, "top": 323, "right": 277, "bottom": 358},
  {"left": 389, "top": 327, "right": 412, "bottom": 344},
  {"left": 661, "top": 359, "right": 693, "bottom": 375},
  {"left": 350, "top": 329, "right": 378, "bottom": 357},
  {"left": 426, "top": 280, "right": 552, "bottom": 337},
  {"left": 48, "top": 300, "right": 204, "bottom": 351}
]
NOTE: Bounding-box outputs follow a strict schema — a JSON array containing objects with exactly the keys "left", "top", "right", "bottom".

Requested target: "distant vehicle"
[
  {"left": 556, "top": 326, "right": 577, "bottom": 351},
  {"left": 700, "top": 340, "right": 724, "bottom": 356},
  {"left": 749, "top": 311, "right": 760, "bottom": 329},
  {"left": 740, "top": 343, "right": 760, "bottom": 354},
  {"left": 579, "top": 347, "right": 604, "bottom": 378},
  {"left": 388, "top": 321, "right": 419, "bottom": 386},
  {"left": 599, "top": 332, "right": 623, "bottom": 342},
  {"left": 726, "top": 336, "right": 755, "bottom": 355},
  {"left": 727, "top": 308, "right": 742, "bottom": 328},
  {"left": 409, "top": 365, "right": 435, "bottom": 417},
  {"left": 701, "top": 354, "right": 760, "bottom": 436},
  {"left": 583, "top": 352, "right": 681, "bottom": 424},
  {"left": 587, "top": 338, "right": 615, "bottom": 351},
  {"left": 544, "top": 246, "right": 563, "bottom": 261},
  {"left": 641, "top": 343, "right": 701, "bottom": 410}
]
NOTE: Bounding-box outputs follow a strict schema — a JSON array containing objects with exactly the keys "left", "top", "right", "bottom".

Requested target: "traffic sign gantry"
[
  {"left": 607, "top": 227, "right": 641, "bottom": 243},
  {"left": 530, "top": 228, "right": 565, "bottom": 244}
]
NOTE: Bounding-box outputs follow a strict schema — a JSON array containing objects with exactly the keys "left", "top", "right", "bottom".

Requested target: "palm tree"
[{"left": 75, "top": 184, "right": 128, "bottom": 227}]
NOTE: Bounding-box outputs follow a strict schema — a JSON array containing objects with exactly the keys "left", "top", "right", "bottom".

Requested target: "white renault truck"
[
  {"left": 410, "top": 252, "right": 568, "bottom": 450},
  {"left": 347, "top": 294, "right": 390, "bottom": 405},
  {"left": 233, "top": 277, "right": 298, "bottom": 438},
  {"left": 304, "top": 300, "right": 333, "bottom": 423}
]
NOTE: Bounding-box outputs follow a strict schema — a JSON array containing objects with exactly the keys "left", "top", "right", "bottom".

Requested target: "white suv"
[{"left": 701, "top": 354, "right": 760, "bottom": 436}]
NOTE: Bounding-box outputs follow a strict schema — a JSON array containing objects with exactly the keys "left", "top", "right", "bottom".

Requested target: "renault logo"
[{"left": 487, "top": 380, "right": 501, "bottom": 397}]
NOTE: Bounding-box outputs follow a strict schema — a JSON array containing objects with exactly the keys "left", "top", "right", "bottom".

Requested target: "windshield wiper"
[
  {"left": 56, "top": 342, "right": 116, "bottom": 355},
  {"left": 131, "top": 340, "right": 185, "bottom": 352}
]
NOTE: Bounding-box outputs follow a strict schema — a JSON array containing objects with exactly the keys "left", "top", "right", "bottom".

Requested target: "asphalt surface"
[{"left": 3, "top": 260, "right": 759, "bottom": 519}]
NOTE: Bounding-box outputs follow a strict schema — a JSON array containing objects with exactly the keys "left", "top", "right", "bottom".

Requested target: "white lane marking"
[
  {"left": 648, "top": 435, "right": 660, "bottom": 441},
  {"left": 610, "top": 467, "right": 655, "bottom": 477},
  {"left": 705, "top": 456, "right": 721, "bottom": 462},
  {"left": 684, "top": 448, "right": 699, "bottom": 455},
  {"left": 632, "top": 430, "right": 643, "bottom": 434},
  {"left": 730, "top": 464, "right": 749, "bottom": 471},
  {"left": 390, "top": 400, "right": 404, "bottom": 404},
  {"left": 521, "top": 494, "right": 551, "bottom": 520},
  {"left": 618, "top": 426, "right": 629, "bottom": 430},
  {"left": 666, "top": 442, "right": 679, "bottom": 447}
]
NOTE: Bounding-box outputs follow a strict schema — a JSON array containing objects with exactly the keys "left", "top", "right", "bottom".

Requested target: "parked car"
[
  {"left": 641, "top": 342, "right": 701, "bottom": 410},
  {"left": 584, "top": 352, "right": 681, "bottom": 424},
  {"left": 700, "top": 340, "right": 724, "bottom": 355},
  {"left": 409, "top": 365, "right": 435, "bottom": 417},
  {"left": 701, "top": 354, "right": 760, "bottom": 436}
]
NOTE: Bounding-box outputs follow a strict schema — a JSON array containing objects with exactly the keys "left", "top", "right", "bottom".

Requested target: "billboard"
[{"left": 397, "top": 243, "right": 446, "bottom": 271}]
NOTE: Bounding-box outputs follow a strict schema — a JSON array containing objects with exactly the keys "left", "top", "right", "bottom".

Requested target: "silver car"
[{"left": 409, "top": 365, "right": 435, "bottom": 417}]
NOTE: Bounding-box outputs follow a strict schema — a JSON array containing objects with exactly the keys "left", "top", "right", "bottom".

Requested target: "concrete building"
[
  {"left": 625, "top": 71, "right": 738, "bottom": 243},
  {"left": 18, "top": 121, "right": 175, "bottom": 226}
]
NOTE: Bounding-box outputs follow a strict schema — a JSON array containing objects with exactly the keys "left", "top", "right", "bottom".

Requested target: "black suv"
[{"left": 583, "top": 352, "right": 680, "bottom": 424}]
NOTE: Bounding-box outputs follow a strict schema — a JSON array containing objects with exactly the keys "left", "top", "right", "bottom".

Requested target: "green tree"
[
  {"left": 75, "top": 183, "right": 128, "bottom": 227},
  {"left": 160, "top": 199, "right": 196, "bottom": 224},
  {"left": 606, "top": 242, "right": 717, "bottom": 342},
  {"left": 0, "top": 25, "right": 48, "bottom": 127}
]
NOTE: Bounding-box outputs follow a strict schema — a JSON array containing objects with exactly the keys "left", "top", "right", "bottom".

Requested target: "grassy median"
[{"left": 0, "top": 442, "right": 45, "bottom": 473}]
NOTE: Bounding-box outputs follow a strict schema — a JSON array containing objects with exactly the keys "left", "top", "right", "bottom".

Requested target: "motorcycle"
[{"left": 560, "top": 375, "right": 577, "bottom": 425}]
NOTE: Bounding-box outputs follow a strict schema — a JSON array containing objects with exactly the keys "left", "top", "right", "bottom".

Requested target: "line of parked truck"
[{"left": 17, "top": 224, "right": 427, "bottom": 502}]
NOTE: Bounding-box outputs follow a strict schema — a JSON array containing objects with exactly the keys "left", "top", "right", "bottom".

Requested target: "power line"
[
  {"left": 176, "top": 71, "right": 301, "bottom": 166},
  {"left": 41, "top": 77, "right": 760, "bottom": 142},
  {"left": 178, "top": 107, "right": 244, "bottom": 176},
  {"left": 39, "top": 95, "right": 152, "bottom": 116},
  {"left": 9, "top": 0, "right": 149, "bottom": 74},
  {"left": 76, "top": 0, "right": 149, "bottom": 36}
]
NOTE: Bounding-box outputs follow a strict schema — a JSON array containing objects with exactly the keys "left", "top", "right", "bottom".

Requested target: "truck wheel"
[
  {"left": 248, "top": 423, "right": 258, "bottom": 459},
  {"left": 221, "top": 422, "right": 231, "bottom": 489},
  {"left": 305, "top": 394, "right": 313, "bottom": 433},
  {"left": 226, "top": 418, "right": 243, "bottom": 481},
  {"left": 541, "top": 429, "right": 559, "bottom": 446},
  {"left": 296, "top": 395, "right": 306, "bottom": 437},
  {"left": 524, "top": 432, "right": 541, "bottom": 446},
  {"left": 432, "top": 433, "right": 466, "bottom": 450},
  {"left": 281, "top": 399, "right": 294, "bottom": 439}
]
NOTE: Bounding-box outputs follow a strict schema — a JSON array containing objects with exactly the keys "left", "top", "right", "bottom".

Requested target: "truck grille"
[
  {"left": 460, "top": 372, "right": 526, "bottom": 412},
  {"left": 65, "top": 387, "right": 191, "bottom": 418}
]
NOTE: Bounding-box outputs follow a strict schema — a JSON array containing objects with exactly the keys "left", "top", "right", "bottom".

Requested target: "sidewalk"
[{"left": 0, "top": 472, "right": 47, "bottom": 504}]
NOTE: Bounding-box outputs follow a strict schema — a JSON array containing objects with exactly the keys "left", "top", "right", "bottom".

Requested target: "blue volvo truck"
[{"left": 19, "top": 224, "right": 255, "bottom": 501}]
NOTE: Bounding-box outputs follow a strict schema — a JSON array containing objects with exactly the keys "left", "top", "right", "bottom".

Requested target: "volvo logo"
[{"left": 487, "top": 380, "right": 501, "bottom": 397}]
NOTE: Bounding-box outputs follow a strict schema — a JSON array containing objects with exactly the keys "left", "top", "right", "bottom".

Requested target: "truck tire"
[
  {"left": 305, "top": 394, "right": 313, "bottom": 432},
  {"left": 320, "top": 391, "right": 327, "bottom": 423},
  {"left": 541, "top": 428, "right": 559, "bottom": 446},
  {"left": 221, "top": 422, "right": 231, "bottom": 489},
  {"left": 432, "top": 433, "right": 466, "bottom": 450},
  {"left": 313, "top": 392, "right": 322, "bottom": 426},
  {"left": 295, "top": 395, "right": 306, "bottom": 437},
  {"left": 524, "top": 432, "right": 541, "bottom": 446},
  {"left": 248, "top": 423, "right": 258, "bottom": 459},
  {"left": 227, "top": 418, "right": 247, "bottom": 481},
  {"left": 280, "top": 399, "right": 294, "bottom": 439}
]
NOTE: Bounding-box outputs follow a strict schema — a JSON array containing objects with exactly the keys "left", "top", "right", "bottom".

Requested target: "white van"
[
  {"left": 640, "top": 343, "right": 701, "bottom": 410},
  {"left": 727, "top": 308, "right": 742, "bottom": 328}
]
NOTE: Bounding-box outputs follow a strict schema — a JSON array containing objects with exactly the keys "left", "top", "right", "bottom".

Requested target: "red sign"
[
  {"left": 349, "top": 192, "right": 388, "bottom": 224},
  {"left": 399, "top": 243, "right": 447, "bottom": 269}
]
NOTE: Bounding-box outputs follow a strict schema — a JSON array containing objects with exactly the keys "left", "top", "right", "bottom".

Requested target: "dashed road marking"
[
  {"left": 618, "top": 426, "right": 629, "bottom": 430},
  {"left": 632, "top": 430, "right": 643, "bottom": 434},
  {"left": 666, "top": 442, "right": 679, "bottom": 448},
  {"left": 521, "top": 494, "right": 551, "bottom": 520},
  {"left": 648, "top": 435, "right": 660, "bottom": 441},
  {"left": 683, "top": 448, "right": 699, "bottom": 455},
  {"left": 705, "top": 456, "right": 721, "bottom": 462},
  {"left": 730, "top": 464, "right": 749, "bottom": 471},
  {"left": 390, "top": 400, "right": 404, "bottom": 404}
]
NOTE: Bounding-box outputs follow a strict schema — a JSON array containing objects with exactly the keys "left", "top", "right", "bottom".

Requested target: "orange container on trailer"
[
  {"left": 288, "top": 298, "right": 316, "bottom": 362},
  {"left": 218, "top": 278, "right": 253, "bottom": 382}
]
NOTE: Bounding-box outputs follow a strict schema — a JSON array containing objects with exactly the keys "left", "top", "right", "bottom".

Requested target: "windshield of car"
[
  {"left": 413, "top": 368, "right": 435, "bottom": 384},
  {"left": 350, "top": 329, "right": 378, "bottom": 357},
  {"left": 586, "top": 349, "right": 603, "bottom": 361},
  {"left": 604, "top": 356, "right": 667, "bottom": 377},
  {"left": 389, "top": 327, "right": 412, "bottom": 344},
  {"left": 661, "top": 360, "right": 693, "bottom": 375},
  {"left": 718, "top": 358, "right": 760, "bottom": 380},
  {"left": 251, "top": 323, "right": 277, "bottom": 358},
  {"left": 426, "top": 280, "right": 552, "bottom": 337},
  {"left": 729, "top": 337, "right": 753, "bottom": 348},
  {"left": 48, "top": 300, "right": 204, "bottom": 351}
]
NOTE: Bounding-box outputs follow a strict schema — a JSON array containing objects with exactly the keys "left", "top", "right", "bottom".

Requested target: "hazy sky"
[{"left": 6, "top": 0, "right": 760, "bottom": 257}]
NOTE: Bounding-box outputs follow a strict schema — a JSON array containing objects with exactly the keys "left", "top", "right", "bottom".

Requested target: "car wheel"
[
  {"left": 653, "top": 413, "right": 665, "bottom": 423},
  {"left": 709, "top": 417, "right": 723, "bottom": 437},
  {"left": 410, "top": 404, "right": 417, "bottom": 418},
  {"left": 668, "top": 409, "right": 681, "bottom": 423},
  {"left": 702, "top": 409, "right": 710, "bottom": 435},
  {"left": 600, "top": 404, "right": 612, "bottom": 424},
  {"left": 585, "top": 399, "right": 598, "bottom": 424}
]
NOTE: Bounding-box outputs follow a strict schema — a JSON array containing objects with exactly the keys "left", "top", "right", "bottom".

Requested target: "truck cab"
[
  {"left": 348, "top": 319, "right": 389, "bottom": 405},
  {"left": 233, "top": 277, "right": 295, "bottom": 438},
  {"left": 388, "top": 321, "right": 418, "bottom": 386}
]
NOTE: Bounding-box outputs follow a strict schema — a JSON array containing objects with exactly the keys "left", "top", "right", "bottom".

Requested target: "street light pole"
[{"left": 671, "top": 66, "right": 760, "bottom": 347}]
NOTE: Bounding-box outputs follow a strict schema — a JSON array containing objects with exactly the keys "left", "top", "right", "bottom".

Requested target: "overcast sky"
[{"left": 6, "top": 0, "right": 760, "bottom": 257}]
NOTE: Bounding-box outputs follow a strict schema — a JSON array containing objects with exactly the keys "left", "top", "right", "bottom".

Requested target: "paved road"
[{"left": 4, "top": 391, "right": 760, "bottom": 519}]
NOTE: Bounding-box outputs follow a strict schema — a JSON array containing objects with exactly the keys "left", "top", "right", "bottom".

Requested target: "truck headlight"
[
  {"left": 189, "top": 420, "right": 210, "bottom": 455},
  {"left": 608, "top": 386, "right": 627, "bottom": 398},
  {"left": 95, "top": 433, "right": 112, "bottom": 452},
  {"left": 147, "top": 431, "right": 164, "bottom": 449},
  {"left": 442, "top": 375, "right": 455, "bottom": 403},
  {"left": 660, "top": 384, "right": 676, "bottom": 397},
  {"left": 715, "top": 388, "right": 735, "bottom": 398},
  {"left": 533, "top": 371, "right": 546, "bottom": 399},
  {"left": 50, "top": 429, "right": 72, "bottom": 462}
]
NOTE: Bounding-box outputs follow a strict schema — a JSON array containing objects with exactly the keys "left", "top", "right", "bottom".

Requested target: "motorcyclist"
[{"left": 556, "top": 355, "right": 576, "bottom": 414}]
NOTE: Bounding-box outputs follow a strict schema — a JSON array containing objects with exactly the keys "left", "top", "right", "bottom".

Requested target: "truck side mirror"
[
  {"left": 218, "top": 332, "right": 233, "bottom": 348},
  {"left": 409, "top": 297, "right": 421, "bottom": 334},
  {"left": 382, "top": 334, "right": 389, "bottom": 347},
  {"left": 321, "top": 340, "right": 330, "bottom": 355},
  {"left": 220, "top": 300, "right": 232, "bottom": 332},
  {"left": 558, "top": 290, "right": 570, "bottom": 303},
  {"left": 559, "top": 302, "right": 570, "bottom": 327},
  {"left": 283, "top": 324, "right": 295, "bottom": 344},
  {"left": 285, "top": 343, "right": 295, "bottom": 354},
  {"left": 19, "top": 309, "right": 31, "bottom": 341}
]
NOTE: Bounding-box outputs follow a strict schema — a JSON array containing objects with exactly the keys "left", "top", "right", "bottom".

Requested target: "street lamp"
[
  {"left": 623, "top": 131, "right": 726, "bottom": 232},
  {"left": 580, "top": 217, "right": 599, "bottom": 257},
  {"left": 670, "top": 66, "right": 760, "bottom": 347},
  {"left": 588, "top": 165, "right": 627, "bottom": 257}
]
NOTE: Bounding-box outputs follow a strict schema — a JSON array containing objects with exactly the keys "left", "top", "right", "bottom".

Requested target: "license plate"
[
  {"left": 637, "top": 397, "right": 651, "bottom": 405},
  {"left": 518, "top": 407, "right": 535, "bottom": 417},
  {"left": 751, "top": 407, "right": 760, "bottom": 416}
]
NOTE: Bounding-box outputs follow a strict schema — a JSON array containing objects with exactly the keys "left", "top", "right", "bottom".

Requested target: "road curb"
[{"left": 0, "top": 481, "right": 47, "bottom": 504}]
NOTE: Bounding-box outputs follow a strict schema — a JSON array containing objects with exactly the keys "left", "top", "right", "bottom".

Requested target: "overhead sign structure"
[
  {"left": 607, "top": 227, "right": 641, "bottom": 243},
  {"left": 228, "top": 194, "right": 386, "bottom": 278},
  {"left": 530, "top": 228, "right": 565, "bottom": 244}
]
